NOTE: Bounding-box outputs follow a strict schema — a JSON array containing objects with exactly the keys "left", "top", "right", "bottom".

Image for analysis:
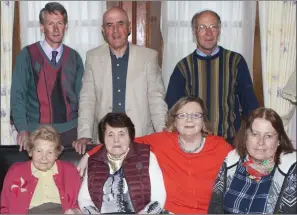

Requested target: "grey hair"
[
  {"left": 39, "top": 2, "right": 68, "bottom": 25},
  {"left": 191, "top": 9, "right": 221, "bottom": 30}
]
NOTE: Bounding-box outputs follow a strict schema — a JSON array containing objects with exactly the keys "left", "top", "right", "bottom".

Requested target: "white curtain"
[
  {"left": 259, "top": 1, "right": 296, "bottom": 148},
  {"left": 1, "top": 1, "right": 17, "bottom": 145},
  {"left": 161, "top": 1, "right": 256, "bottom": 88},
  {"left": 19, "top": 1, "right": 107, "bottom": 64}
]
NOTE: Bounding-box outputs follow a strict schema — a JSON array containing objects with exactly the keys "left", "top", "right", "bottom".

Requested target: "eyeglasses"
[
  {"left": 195, "top": 24, "right": 220, "bottom": 33},
  {"left": 175, "top": 112, "right": 204, "bottom": 120}
]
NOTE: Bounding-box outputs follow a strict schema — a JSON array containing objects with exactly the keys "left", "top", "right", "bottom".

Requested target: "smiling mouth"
[
  {"left": 184, "top": 126, "right": 195, "bottom": 128},
  {"left": 113, "top": 146, "right": 122, "bottom": 148}
]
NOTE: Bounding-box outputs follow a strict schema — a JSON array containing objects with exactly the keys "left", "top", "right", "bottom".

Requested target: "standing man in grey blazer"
[{"left": 73, "top": 6, "right": 168, "bottom": 154}]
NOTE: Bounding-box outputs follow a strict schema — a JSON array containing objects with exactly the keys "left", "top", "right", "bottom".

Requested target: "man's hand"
[
  {"left": 72, "top": 138, "right": 92, "bottom": 155},
  {"left": 17, "top": 131, "right": 30, "bottom": 152}
]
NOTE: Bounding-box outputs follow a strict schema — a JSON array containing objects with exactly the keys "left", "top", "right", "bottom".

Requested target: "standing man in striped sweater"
[
  {"left": 165, "top": 10, "right": 259, "bottom": 144},
  {"left": 11, "top": 2, "right": 84, "bottom": 150}
]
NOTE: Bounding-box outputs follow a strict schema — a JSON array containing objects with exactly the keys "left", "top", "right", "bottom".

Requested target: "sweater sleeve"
[
  {"left": 278, "top": 163, "right": 297, "bottom": 214},
  {"left": 236, "top": 56, "right": 259, "bottom": 117},
  {"left": 10, "top": 48, "right": 31, "bottom": 132},
  {"left": 74, "top": 51, "right": 84, "bottom": 100},
  {"left": 63, "top": 162, "right": 82, "bottom": 211},
  {"left": 139, "top": 152, "right": 166, "bottom": 214},
  {"left": 0, "top": 163, "right": 21, "bottom": 213},
  {"left": 77, "top": 167, "right": 100, "bottom": 214},
  {"left": 208, "top": 161, "right": 227, "bottom": 214},
  {"left": 165, "top": 64, "right": 186, "bottom": 109}
]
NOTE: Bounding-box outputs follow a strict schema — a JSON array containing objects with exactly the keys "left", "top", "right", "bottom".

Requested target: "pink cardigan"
[{"left": 0, "top": 160, "right": 81, "bottom": 213}]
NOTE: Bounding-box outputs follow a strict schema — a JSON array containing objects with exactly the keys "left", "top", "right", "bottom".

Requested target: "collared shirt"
[
  {"left": 40, "top": 40, "right": 63, "bottom": 63},
  {"left": 196, "top": 46, "right": 220, "bottom": 57},
  {"left": 29, "top": 162, "right": 61, "bottom": 208},
  {"left": 110, "top": 45, "right": 129, "bottom": 113},
  {"left": 223, "top": 160, "right": 275, "bottom": 214}
]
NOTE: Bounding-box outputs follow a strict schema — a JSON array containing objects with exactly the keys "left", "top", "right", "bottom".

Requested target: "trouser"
[{"left": 60, "top": 126, "right": 77, "bottom": 147}]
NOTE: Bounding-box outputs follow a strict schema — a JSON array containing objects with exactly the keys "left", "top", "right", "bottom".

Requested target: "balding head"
[
  {"left": 101, "top": 7, "right": 131, "bottom": 55},
  {"left": 103, "top": 7, "right": 129, "bottom": 25}
]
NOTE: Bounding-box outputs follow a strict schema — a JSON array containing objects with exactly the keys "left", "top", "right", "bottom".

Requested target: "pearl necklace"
[{"left": 178, "top": 136, "right": 205, "bottom": 153}]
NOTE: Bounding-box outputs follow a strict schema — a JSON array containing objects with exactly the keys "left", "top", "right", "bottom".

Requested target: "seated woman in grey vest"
[
  {"left": 78, "top": 112, "right": 166, "bottom": 214},
  {"left": 208, "top": 107, "right": 296, "bottom": 214}
]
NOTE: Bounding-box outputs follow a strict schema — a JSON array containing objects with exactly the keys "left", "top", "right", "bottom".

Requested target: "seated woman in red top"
[
  {"left": 0, "top": 126, "right": 81, "bottom": 214},
  {"left": 75, "top": 96, "right": 233, "bottom": 214}
]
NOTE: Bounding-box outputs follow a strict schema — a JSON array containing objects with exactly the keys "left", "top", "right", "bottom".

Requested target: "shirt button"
[
  {"left": 117, "top": 77, "right": 120, "bottom": 80},
  {"left": 118, "top": 89, "right": 121, "bottom": 92},
  {"left": 119, "top": 103, "right": 121, "bottom": 106},
  {"left": 117, "top": 64, "right": 119, "bottom": 66}
]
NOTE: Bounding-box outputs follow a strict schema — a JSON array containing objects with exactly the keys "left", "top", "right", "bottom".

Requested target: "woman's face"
[
  {"left": 174, "top": 102, "right": 204, "bottom": 137},
  {"left": 104, "top": 124, "right": 130, "bottom": 157},
  {"left": 29, "top": 139, "right": 58, "bottom": 171},
  {"left": 246, "top": 118, "right": 279, "bottom": 162}
]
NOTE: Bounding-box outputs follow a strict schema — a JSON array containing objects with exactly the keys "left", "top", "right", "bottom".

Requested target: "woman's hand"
[
  {"left": 64, "top": 208, "right": 81, "bottom": 214},
  {"left": 77, "top": 153, "right": 90, "bottom": 177}
]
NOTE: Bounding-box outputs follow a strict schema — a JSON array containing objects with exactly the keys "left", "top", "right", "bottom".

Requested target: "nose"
[
  {"left": 114, "top": 135, "right": 119, "bottom": 143},
  {"left": 53, "top": 24, "right": 59, "bottom": 32},
  {"left": 185, "top": 114, "right": 193, "bottom": 122},
  {"left": 257, "top": 136, "right": 265, "bottom": 146},
  {"left": 41, "top": 153, "right": 47, "bottom": 160},
  {"left": 205, "top": 28, "right": 212, "bottom": 35}
]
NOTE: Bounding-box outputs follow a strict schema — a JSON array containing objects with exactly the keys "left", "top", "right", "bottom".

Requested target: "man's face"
[
  {"left": 193, "top": 12, "right": 220, "bottom": 55},
  {"left": 102, "top": 9, "right": 131, "bottom": 51},
  {"left": 40, "top": 11, "right": 67, "bottom": 48}
]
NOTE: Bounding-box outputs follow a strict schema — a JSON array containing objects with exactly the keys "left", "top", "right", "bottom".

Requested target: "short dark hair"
[
  {"left": 233, "top": 107, "right": 295, "bottom": 165},
  {"left": 98, "top": 112, "right": 135, "bottom": 144},
  {"left": 165, "top": 96, "right": 213, "bottom": 136},
  {"left": 191, "top": 9, "right": 221, "bottom": 29},
  {"left": 39, "top": 2, "right": 68, "bottom": 25}
]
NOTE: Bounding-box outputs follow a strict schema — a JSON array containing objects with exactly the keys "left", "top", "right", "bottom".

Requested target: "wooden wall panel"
[{"left": 253, "top": 2, "right": 264, "bottom": 107}]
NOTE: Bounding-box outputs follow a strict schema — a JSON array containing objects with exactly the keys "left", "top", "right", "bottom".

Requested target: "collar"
[
  {"left": 31, "top": 161, "right": 58, "bottom": 178},
  {"left": 109, "top": 43, "right": 130, "bottom": 59},
  {"left": 40, "top": 40, "right": 63, "bottom": 57},
  {"left": 196, "top": 45, "right": 220, "bottom": 57}
]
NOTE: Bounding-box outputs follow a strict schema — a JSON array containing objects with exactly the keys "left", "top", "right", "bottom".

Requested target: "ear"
[
  {"left": 128, "top": 21, "right": 132, "bottom": 35},
  {"left": 65, "top": 23, "right": 68, "bottom": 31},
  {"left": 40, "top": 24, "right": 45, "bottom": 33},
  {"left": 28, "top": 150, "right": 33, "bottom": 157}
]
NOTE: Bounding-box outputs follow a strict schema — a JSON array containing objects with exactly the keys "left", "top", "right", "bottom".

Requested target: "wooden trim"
[
  {"left": 145, "top": 2, "right": 151, "bottom": 48},
  {"left": 132, "top": 1, "right": 137, "bottom": 44},
  {"left": 119, "top": 1, "right": 123, "bottom": 8},
  {"left": 12, "top": 0, "right": 21, "bottom": 72},
  {"left": 252, "top": 1, "right": 264, "bottom": 107}
]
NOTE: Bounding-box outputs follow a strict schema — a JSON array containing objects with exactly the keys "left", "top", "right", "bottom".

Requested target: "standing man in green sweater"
[
  {"left": 11, "top": 2, "right": 84, "bottom": 151},
  {"left": 165, "top": 10, "right": 259, "bottom": 144}
]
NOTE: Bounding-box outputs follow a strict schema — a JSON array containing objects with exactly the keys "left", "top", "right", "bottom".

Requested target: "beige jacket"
[{"left": 77, "top": 43, "right": 167, "bottom": 142}]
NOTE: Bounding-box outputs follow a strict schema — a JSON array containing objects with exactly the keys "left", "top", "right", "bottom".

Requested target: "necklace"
[{"left": 178, "top": 136, "right": 205, "bottom": 153}]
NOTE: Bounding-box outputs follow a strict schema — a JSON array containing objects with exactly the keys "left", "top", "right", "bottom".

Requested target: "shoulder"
[
  {"left": 205, "top": 135, "right": 232, "bottom": 147},
  {"left": 57, "top": 160, "right": 78, "bottom": 174},
  {"left": 5, "top": 162, "right": 30, "bottom": 178},
  {"left": 175, "top": 51, "right": 195, "bottom": 66},
  {"left": 204, "top": 135, "right": 233, "bottom": 155},
  {"left": 133, "top": 142, "right": 151, "bottom": 151},
  {"left": 131, "top": 44, "right": 158, "bottom": 59},
  {"left": 220, "top": 46, "right": 243, "bottom": 57},
  {"left": 64, "top": 45, "right": 82, "bottom": 59},
  {"left": 278, "top": 151, "right": 297, "bottom": 174},
  {"left": 86, "top": 43, "right": 109, "bottom": 57}
]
